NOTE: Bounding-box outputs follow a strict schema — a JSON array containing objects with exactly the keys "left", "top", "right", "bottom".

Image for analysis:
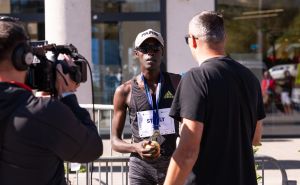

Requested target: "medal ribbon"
[{"left": 141, "top": 73, "right": 162, "bottom": 131}]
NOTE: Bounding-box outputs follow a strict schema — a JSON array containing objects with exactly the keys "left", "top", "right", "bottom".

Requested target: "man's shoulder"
[
  {"left": 163, "top": 72, "right": 182, "bottom": 88},
  {"left": 115, "top": 79, "right": 132, "bottom": 96},
  {"left": 183, "top": 67, "right": 204, "bottom": 77},
  {"left": 119, "top": 79, "right": 132, "bottom": 89},
  {"left": 33, "top": 96, "right": 69, "bottom": 112},
  {"left": 164, "top": 72, "right": 181, "bottom": 80},
  {"left": 164, "top": 71, "right": 181, "bottom": 77}
]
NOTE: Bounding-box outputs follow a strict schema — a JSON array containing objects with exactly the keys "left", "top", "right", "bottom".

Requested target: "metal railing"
[
  {"left": 255, "top": 154, "right": 289, "bottom": 185},
  {"left": 65, "top": 157, "right": 129, "bottom": 185},
  {"left": 94, "top": 156, "right": 129, "bottom": 185},
  {"left": 64, "top": 104, "right": 128, "bottom": 185},
  {"left": 65, "top": 155, "right": 293, "bottom": 185},
  {"left": 64, "top": 104, "right": 294, "bottom": 185},
  {"left": 80, "top": 104, "right": 114, "bottom": 138}
]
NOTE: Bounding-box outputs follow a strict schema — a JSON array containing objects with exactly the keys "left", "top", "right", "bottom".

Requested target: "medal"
[
  {"left": 142, "top": 73, "right": 165, "bottom": 145},
  {"left": 151, "top": 129, "right": 165, "bottom": 144},
  {"left": 151, "top": 130, "right": 160, "bottom": 141}
]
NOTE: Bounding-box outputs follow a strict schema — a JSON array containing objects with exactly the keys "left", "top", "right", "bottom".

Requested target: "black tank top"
[{"left": 129, "top": 72, "right": 181, "bottom": 157}]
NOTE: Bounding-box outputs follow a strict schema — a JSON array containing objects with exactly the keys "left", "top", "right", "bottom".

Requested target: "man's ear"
[{"left": 192, "top": 37, "right": 197, "bottom": 48}]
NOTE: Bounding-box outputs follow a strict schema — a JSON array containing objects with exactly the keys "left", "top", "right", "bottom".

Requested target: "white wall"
[
  {"left": 166, "top": 0, "right": 215, "bottom": 74},
  {"left": 44, "top": 0, "right": 215, "bottom": 103},
  {"left": 45, "top": 0, "right": 92, "bottom": 104}
]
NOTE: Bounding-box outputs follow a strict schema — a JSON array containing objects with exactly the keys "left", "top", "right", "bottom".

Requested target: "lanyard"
[{"left": 141, "top": 73, "right": 162, "bottom": 131}]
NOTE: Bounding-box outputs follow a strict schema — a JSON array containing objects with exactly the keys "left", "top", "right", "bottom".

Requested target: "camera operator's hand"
[{"left": 55, "top": 54, "right": 80, "bottom": 98}]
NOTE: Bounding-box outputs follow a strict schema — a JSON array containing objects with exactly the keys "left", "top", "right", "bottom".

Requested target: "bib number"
[{"left": 137, "top": 108, "right": 175, "bottom": 138}]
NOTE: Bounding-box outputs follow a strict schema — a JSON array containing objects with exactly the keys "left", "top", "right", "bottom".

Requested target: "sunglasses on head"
[
  {"left": 0, "top": 16, "right": 19, "bottom": 22},
  {"left": 137, "top": 44, "right": 161, "bottom": 54}
]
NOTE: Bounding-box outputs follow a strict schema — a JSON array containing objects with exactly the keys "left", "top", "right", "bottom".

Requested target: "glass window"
[
  {"left": 0, "top": 0, "right": 11, "bottom": 13},
  {"left": 92, "top": 0, "right": 160, "bottom": 13},
  {"left": 0, "top": 1, "right": 45, "bottom": 40},
  {"left": 10, "top": 0, "right": 44, "bottom": 13},
  {"left": 217, "top": 0, "right": 300, "bottom": 137},
  {"left": 25, "top": 22, "right": 45, "bottom": 41},
  {"left": 92, "top": 21, "right": 160, "bottom": 104}
]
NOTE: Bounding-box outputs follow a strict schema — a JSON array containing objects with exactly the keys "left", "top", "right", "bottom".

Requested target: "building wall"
[
  {"left": 42, "top": 0, "right": 216, "bottom": 103},
  {"left": 45, "top": 0, "right": 92, "bottom": 104},
  {"left": 166, "top": 0, "right": 215, "bottom": 74}
]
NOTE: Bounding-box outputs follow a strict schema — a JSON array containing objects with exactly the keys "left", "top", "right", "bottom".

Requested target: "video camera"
[{"left": 26, "top": 41, "right": 88, "bottom": 95}]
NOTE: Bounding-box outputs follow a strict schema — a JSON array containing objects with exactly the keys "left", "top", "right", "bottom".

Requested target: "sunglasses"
[
  {"left": 184, "top": 35, "right": 191, "bottom": 44},
  {"left": 184, "top": 35, "right": 199, "bottom": 44},
  {"left": 137, "top": 44, "right": 161, "bottom": 54}
]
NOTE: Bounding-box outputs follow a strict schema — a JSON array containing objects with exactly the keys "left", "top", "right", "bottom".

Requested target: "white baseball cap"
[{"left": 134, "top": 29, "right": 164, "bottom": 48}]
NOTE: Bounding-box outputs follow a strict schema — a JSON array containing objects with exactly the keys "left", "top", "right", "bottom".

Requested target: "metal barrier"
[
  {"left": 65, "top": 155, "right": 292, "bottom": 185},
  {"left": 65, "top": 157, "right": 129, "bottom": 185},
  {"left": 64, "top": 104, "right": 129, "bottom": 185},
  {"left": 64, "top": 104, "right": 294, "bottom": 185},
  {"left": 255, "top": 154, "right": 290, "bottom": 185},
  {"left": 94, "top": 156, "right": 129, "bottom": 185},
  {"left": 80, "top": 104, "right": 114, "bottom": 137}
]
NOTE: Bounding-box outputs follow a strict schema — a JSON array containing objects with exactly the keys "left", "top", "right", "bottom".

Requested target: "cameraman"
[{"left": 0, "top": 17, "right": 103, "bottom": 185}]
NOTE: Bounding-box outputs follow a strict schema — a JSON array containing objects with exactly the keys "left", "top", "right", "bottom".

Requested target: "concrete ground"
[
  {"left": 66, "top": 138, "right": 300, "bottom": 185},
  {"left": 256, "top": 138, "right": 300, "bottom": 185}
]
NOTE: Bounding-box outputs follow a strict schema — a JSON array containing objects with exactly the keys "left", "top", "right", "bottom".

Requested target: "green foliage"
[
  {"left": 253, "top": 146, "right": 262, "bottom": 183},
  {"left": 64, "top": 163, "right": 87, "bottom": 173},
  {"left": 79, "top": 165, "right": 87, "bottom": 173}
]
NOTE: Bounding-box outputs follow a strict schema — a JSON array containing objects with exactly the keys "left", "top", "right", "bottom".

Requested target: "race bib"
[{"left": 137, "top": 108, "right": 175, "bottom": 138}]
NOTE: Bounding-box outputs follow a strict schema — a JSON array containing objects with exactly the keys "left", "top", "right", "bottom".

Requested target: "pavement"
[
  {"left": 255, "top": 138, "right": 300, "bottom": 185},
  {"left": 66, "top": 138, "right": 300, "bottom": 185}
]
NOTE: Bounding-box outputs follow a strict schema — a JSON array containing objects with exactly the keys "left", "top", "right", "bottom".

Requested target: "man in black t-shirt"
[{"left": 164, "top": 11, "right": 265, "bottom": 185}]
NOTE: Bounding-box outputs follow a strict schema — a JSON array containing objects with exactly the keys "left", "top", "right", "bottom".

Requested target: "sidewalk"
[
  {"left": 256, "top": 138, "right": 300, "bottom": 184},
  {"left": 67, "top": 138, "right": 300, "bottom": 185}
]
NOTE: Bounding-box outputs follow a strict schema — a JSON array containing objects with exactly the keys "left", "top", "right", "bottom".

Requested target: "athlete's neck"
[{"left": 141, "top": 70, "right": 161, "bottom": 85}]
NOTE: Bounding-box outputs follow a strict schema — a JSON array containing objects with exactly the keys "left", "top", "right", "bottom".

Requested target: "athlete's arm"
[
  {"left": 164, "top": 118, "right": 203, "bottom": 185},
  {"left": 111, "top": 83, "right": 151, "bottom": 157},
  {"left": 252, "top": 120, "right": 263, "bottom": 146}
]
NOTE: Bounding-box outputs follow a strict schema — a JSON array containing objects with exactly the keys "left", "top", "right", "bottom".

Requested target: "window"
[
  {"left": 92, "top": 0, "right": 160, "bottom": 13},
  {"left": 92, "top": 21, "right": 161, "bottom": 104},
  {"left": 217, "top": 0, "right": 300, "bottom": 137},
  {"left": 11, "top": 0, "right": 44, "bottom": 13},
  {"left": 91, "top": 0, "right": 164, "bottom": 104}
]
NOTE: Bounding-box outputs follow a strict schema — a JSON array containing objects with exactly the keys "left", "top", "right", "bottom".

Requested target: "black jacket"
[{"left": 0, "top": 82, "right": 103, "bottom": 185}]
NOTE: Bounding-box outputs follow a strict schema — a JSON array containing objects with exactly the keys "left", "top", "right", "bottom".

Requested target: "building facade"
[{"left": 1, "top": 0, "right": 300, "bottom": 137}]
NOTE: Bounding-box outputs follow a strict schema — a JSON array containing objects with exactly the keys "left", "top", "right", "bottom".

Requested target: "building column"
[
  {"left": 45, "top": 0, "right": 92, "bottom": 104},
  {"left": 166, "top": 0, "right": 215, "bottom": 74}
]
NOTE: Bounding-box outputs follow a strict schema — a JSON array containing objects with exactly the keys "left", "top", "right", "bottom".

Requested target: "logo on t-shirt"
[{"left": 163, "top": 91, "right": 174, "bottom": 99}]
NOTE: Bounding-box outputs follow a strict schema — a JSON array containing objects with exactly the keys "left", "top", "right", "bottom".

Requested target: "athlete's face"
[{"left": 135, "top": 38, "right": 163, "bottom": 71}]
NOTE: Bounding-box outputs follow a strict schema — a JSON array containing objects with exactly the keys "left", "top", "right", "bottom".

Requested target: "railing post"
[
  {"left": 255, "top": 155, "right": 289, "bottom": 185},
  {"left": 262, "top": 158, "right": 265, "bottom": 185},
  {"left": 86, "top": 162, "right": 89, "bottom": 185}
]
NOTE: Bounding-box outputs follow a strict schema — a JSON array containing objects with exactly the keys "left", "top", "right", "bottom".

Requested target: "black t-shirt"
[{"left": 170, "top": 56, "right": 265, "bottom": 185}]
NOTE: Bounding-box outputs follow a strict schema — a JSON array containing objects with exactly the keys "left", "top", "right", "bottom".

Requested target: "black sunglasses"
[
  {"left": 184, "top": 35, "right": 199, "bottom": 44},
  {"left": 184, "top": 35, "right": 191, "bottom": 44},
  {"left": 137, "top": 44, "right": 161, "bottom": 54}
]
